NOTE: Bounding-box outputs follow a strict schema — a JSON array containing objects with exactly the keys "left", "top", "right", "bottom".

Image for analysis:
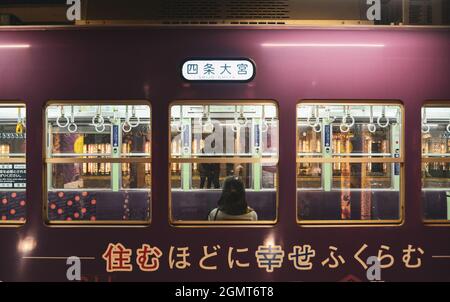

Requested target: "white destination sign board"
[{"left": 182, "top": 59, "right": 255, "bottom": 81}]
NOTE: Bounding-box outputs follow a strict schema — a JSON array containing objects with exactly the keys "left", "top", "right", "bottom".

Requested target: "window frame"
[
  {"left": 168, "top": 99, "right": 279, "bottom": 227},
  {"left": 296, "top": 100, "right": 405, "bottom": 226},
  {"left": 43, "top": 100, "right": 152, "bottom": 226},
  {"left": 0, "top": 101, "right": 27, "bottom": 227},
  {"left": 421, "top": 101, "right": 450, "bottom": 225}
]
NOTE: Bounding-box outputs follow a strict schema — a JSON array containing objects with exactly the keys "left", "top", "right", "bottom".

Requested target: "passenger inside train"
[
  {"left": 198, "top": 138, "right": 221, "bottom": 189},
  {"left": 208, "top": 176, "right": 258, "bottom": 221},
  {"left": 170, "top": 103, "right": 278, "bottom": 224}
]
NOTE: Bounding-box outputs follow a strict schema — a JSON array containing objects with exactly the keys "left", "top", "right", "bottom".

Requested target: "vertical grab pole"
[
  {"left": 47, "top": 108, "right": 53, "bottom": 191},
  {"left": 111, "top": 107, "right": 121, "bottom": 192},
  {"left": 323, "top": 108, "right": 332, "bottom": 192},
  {"left": 252, "top": 106, "right": 262, "bottom": 191},
  {"left": 391, "top": 107, "right": 401, "bottom": 191},
  {"left": 180, "top": 106, "right": 191, "bottom": 191}
]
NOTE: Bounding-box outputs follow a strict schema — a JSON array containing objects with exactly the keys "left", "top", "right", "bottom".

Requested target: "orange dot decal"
[
  {"left": 90, "top": 216, "right": 96, "bottom": 221},
  {"left": 1, "top": 216, "right": 7, "bottom": 221},
  {"left": 75, "top": 196, "right": 80, "bottom": 202},
  {"left": 1, "top": 198, "right": 7, "bottom": 205},
  {"left": 57, "top": 208, "right": 63, "bottom": 215},
  {"left": 74, "top": 212, "right": 80, "bottom": 218},
  {"left": 67, "top": 200, "right": 73, "bottom": 206},
  {"left": 10, "top": 209, "right": 16, "bottom": 215},
  {"left": 58, "top": 192, "right": 64, "bottom": 198},
  {"left": 81, "top": 208, "right": 87, "bottom": 214},
  {"left": 82, "top": 192, "right": 88, "bottom": 197},
  {"left": 20, "top": 200, "right": 26, "bottom": 207},
  {"left": 11, "top": 192, "right": 17, "bottom": 198},
  {"left": 91, "top": 199, "right": 97, "bottom": 205}
]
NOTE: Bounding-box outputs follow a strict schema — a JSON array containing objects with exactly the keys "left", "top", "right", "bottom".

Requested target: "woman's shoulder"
[
  {"left": 209, "top": 207, "right": 258, "bottom": 221},
  {"left": 247, "top": 208, "right": 258, "bottom": 220},
  {"left": 208, "top": 208, "right": 219, "bottom": 221}
]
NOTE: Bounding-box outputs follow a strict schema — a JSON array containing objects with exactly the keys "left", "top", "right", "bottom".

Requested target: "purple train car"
[{"left": 0, "top": 24, "right": 449, "bottom": 282}]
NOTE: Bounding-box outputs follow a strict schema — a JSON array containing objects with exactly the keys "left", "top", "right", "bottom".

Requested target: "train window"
[
  {"left": 0, "top": 104, "right": 26, "bottom": 225},
  {"left": 297, "top": 102, "right": 404, "bottom": 224},
  {"left": 422, "top": 104, "right": 450, "bottom": 223},
  {"left": 169, "top": 101, "right": 279, "bottom": 225},
  {"left": 44, "top": 102, "right": 151, "bottom": 224}
]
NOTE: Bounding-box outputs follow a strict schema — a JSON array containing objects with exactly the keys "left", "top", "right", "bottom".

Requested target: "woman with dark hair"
[{"left": 208, "top": 176, "right": 258, "bottom": 221}]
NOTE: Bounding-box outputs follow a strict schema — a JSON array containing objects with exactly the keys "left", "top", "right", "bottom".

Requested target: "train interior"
[
  {"left": 0, "top": 105, "right": 26, "bottom": 223},
  {"left": 296, "top": 103, "right": 403, "bottom": 223},
  {"left": 44, "top": 104, "right": 151, "bottom": 223},
  {"left": 422, "top": 106, "right": 450, "bottom": 221},
  {"left": 169, "top": 103, "right": 279, "bottom": 223},
  {"left": 0, "top": 102, "right": 449, "bottom": 225}
]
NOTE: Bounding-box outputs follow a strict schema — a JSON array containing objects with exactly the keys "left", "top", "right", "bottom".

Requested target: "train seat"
[
  {"left": 0, "top": 191, "right": 26, "bottom": 221},
  {"left": 423, "top": 191, "right": 449, "bottom": 220},
  {"left": 47, "top": 191, "right": 150, "bottom": 221},
  {"left": 297, "top": 190, "right": 400, "bottom": 221},
  {"left": 171, "top": 190, "right": 277, "bottom": 221}
]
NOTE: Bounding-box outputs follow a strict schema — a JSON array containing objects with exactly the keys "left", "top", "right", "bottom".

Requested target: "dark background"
[{"left": 0, "top": 0, "right": 449, "bottom": 26}]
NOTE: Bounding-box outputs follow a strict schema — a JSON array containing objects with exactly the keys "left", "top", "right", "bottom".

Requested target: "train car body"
[{"left": 0, "top": 25, "right": 449, "bottom": 282}]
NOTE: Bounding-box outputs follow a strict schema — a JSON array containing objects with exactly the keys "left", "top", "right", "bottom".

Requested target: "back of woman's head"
[{"left": 218, "top": 176, "right": 247, "bottom": 215}]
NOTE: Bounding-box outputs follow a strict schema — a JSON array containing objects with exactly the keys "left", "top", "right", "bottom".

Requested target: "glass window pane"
[
  {"left": 0, "top": 104, "right": 26, "bottom": 224},
  {"left": 121, "top": 163, "right": 151, "bottom": 189},
  {"left": 51, "top": 163, "right": 111, "bottom": 189},
  {"left": 45, "top": 104, "right": 151, "bottom": 223},
  {"left": 332, "top": 162, "right": 395, "bottom": 189},
  {"left": 422, "top": 105, "right": 450, "bottom": 221},
  {"left": 122, "top": 124, "right": 151, "bottom": 155},
  {"left": 297, "top": 125, "right": 322, "bottom": 156},
  {"left": 170, "top": 103, "right": 278, "bottom": 224},
  {"left": 51, "top": 126, "right": 111, "bottom": 156},
  {"left": 297, "top": 103, "right": 403, "bottom": 223},
  {"left": 297, "top": 163, "right": 322, "bottom": 189}
]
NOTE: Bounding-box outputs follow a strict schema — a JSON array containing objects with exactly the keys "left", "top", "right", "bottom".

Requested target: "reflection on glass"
[
  {"left": 331, "top": 124, "right": 392, "bottom": 157},
  {"left": 51, "top": 126, "right": 111, "bottom": 156},
  {"left": 122, "top": 124, "right": 151, "bottom": 155},
  {"left": 121, "top": 163, "right": 151, "bottom": 189},
  {"left": 297, "top": 125, "right": 321, "bottom": 155},
  {"left": 45, "top": 104, "right": 151, "bottom": 223},
  {"left": 421, "top": 106, "right": 450, "bottom": 221},
  {"left": 297, "top": 103, "right": 402, "bottom": 222},
  {"left": 332, "top": 163, "right": 393, "bottom": 189},
  {"left": 170, "top": 103, "right": 278, "bottom": 224},
  {"left": 297, "top": 163, "right": 322, "bottom": 189},
  {"left": 422, "top": 163, "right": 450, "bottom": 188},
  {"left": 52, "top": 163, "right": 111, "bottom": 189}
]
